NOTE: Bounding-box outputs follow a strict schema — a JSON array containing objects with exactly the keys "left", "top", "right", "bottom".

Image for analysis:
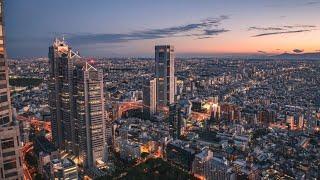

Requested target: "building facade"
[
  {"left": 75, "top": 62, "right": 106, "bottom": 168},
  {"left": 169, "top": 103, "right": 182, "bottom": 139},
  {"left": 192, "top": 149, "right": 213, "bottom": 180},
  {"left": 166, "top": 140, "right": 195, "bottom": 171},
  {"left": 155, "top": 45, "right": 175, "bottom": 111},
  {"left": 142, "top": 78, "right": 157, "bottom": 118},
  {"left": 48, "top": 38, "right": 80, "bottom": 153},
  {"left": 0, "top": 1, "right": 24, "bottom": 179},
  {"left": 49, "top": 158, "right": 78, "bottom": 180}
]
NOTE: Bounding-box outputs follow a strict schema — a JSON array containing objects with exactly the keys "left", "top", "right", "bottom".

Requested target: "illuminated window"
[{"left": 0, "top": 46, "right": 3, "bottom": 56}]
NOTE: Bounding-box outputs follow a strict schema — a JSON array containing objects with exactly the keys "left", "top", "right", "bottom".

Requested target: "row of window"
[
  {"left": 3, "top": 158, "right": 17, "bottom": 170},
  {"left": 1, "top": 150, "right": 15, "bottom": 157},
  {"left": 0, "top": 168, "right": 19, "bottom": 179},
  {"left": 1, "top": 138, "right": 14, "bottom": 150}
]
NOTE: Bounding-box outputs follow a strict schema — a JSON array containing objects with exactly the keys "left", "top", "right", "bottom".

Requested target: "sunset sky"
[{"left": 6, "top": 0, "right": 320, "bottom": 58}]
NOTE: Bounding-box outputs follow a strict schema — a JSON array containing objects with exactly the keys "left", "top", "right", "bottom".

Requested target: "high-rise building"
[
  {"left": 48, "top": 38, "right": 80, "bottom": 153},
  {"left": 49, "top": 40, "right": 107, "bottom": 169},
  {"left": 169, "top": 103, "right": 182, "bottom": 139},
  {"left": 74, "top": 62, "right": 106, "bottom": 168},
  {"left": 142, "top": 78, "right": 157, "bottom": 118},
  {"left": 0, "top": 1, "right": 24, "bottom": 179},
  {"left": 155, "top": 45, "right": 175, "bottom": 111}
]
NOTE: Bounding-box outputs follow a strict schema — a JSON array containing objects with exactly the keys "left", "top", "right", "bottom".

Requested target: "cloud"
[
  {"left": 253, "top": 29, "right": 312, "bottom": 37},
  {"left": 249, "top": 24, "right": 316, "bottom": 37},
  {"left": 257, "top": 50, "right": 268, "bottom": 54},
  {"left": 305, "top": 1, "right": 320, "bottom": 5},
  {"left": 69, "top": 16, "right": 229, "bottom": 45},
  {"left": 283, "top": 25, "right": 316, "bottom": 29},
  {"left": 267, "top": 1, "right": 320, "bottom": 7},
  {"left": 249, "top": 27, "right": 285, "bottom": 31},
  {"left": 293, "top": 49, "right": 304, "bottom": 53}
]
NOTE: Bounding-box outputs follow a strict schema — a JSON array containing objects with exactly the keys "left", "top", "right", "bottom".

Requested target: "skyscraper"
[
  {"left": 143, "top": 78, "right": 157, "bottom": 118},
  {"left": 155, "top": 45, "right": 175, "bottom": 111},
  {"left": 49, "top": 40, "right": 107, "bottom": 169},
  {"left": 48, "top": 38, "right": 80, "bottom": 153},
  {"left": 74, "top": 62, "right": 106, "bottom": 168},
  {"left": 169, "top": 103, "right": 182, "bottom": 139},
  {"left": 0, "top": 0, "right": 24, "bottom": 179}
]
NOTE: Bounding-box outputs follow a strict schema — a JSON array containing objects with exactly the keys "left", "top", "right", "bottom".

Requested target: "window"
[
  {"left": 5, "top": 171, "right": 18, "bottom": 178},
  {"left": 0, "top": 73, "right": 5, "bottom": 80},
  {"left": 1, "top": 138, "right": 14, "bottom": 150},
  {"left": 3, "top": 160, "right": 16, "bottom": 170},
  {"left": 0, "top": 84, "right": 6, "bottom": 89},
  {"left": 159, "top": 52, "right": 165, "bottom": 59},
  {"left": 2, "top": 151, "right": 15, "bottom": 157},
  {"left": 0, "top": 116, "right": 9, "bottom": 125},
  {"left": 0, "top": 94, "right": 7, "bottom": 103}
]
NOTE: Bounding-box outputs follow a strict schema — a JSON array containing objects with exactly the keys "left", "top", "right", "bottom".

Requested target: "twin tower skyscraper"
[
  {"left": 48, "top": 39, "right": 109, "bottom": 170},
  {"left": 143, "top": 45, "right": 176, "bottom": 117}
]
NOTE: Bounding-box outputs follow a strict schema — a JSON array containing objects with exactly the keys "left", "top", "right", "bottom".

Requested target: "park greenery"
[{"left": 9, "top": 77, "right": 43, "bottom": 88}]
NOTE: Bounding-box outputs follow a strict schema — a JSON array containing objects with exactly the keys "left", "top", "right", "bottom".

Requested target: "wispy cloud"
[
  {"left": 249, "top": 25, "right": 316, "bottom": 37},
  {"left": 253, "top": 30, "right": 312, "bottom": 37},
  {"left": 305, "top": 1, "right": 320, "bottom": 6},
  {"left": 267, "top": 1, "right": 320, "bottom": 8},
  {"left": 69, "top": 16, "right": 230, "bottom": 45},
  {"left": 293, "top": 49, "right": 304, "bottom": 53},
  {"left": 249, "top": 27, "right": 284, "bottom": 31},
  {"left": 257, "top": 50, "right": 268, "bottom": 54}
]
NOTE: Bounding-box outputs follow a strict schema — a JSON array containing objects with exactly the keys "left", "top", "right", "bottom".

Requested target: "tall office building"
[
  {"left": 48, "top": 38, "right": 80, "bottom": 153},
  {"left": 155, "top": 45, "right": 175, "bottom": 111},
  {"left": 169, "top": 103, "right": 182, "bottom": 139},
  {"left": 142, "top": 78, "right": 157, "bottom": 118},
  {"left": 49, "top": 40, "right": 107, "bottom": 169},
  {"left": 0, "top": 1, "right": 24, "bottom": 179},
  {"left": 74, "top": 62, "right": 106, "bottom": 168}
]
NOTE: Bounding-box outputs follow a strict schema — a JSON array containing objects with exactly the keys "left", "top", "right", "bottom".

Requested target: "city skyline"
[
  {"left": 6, "top": 0, "right": 320, "bottom": 58},
  {"left": 3, "top": 1, "right": 320, "bottom": 179}
]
